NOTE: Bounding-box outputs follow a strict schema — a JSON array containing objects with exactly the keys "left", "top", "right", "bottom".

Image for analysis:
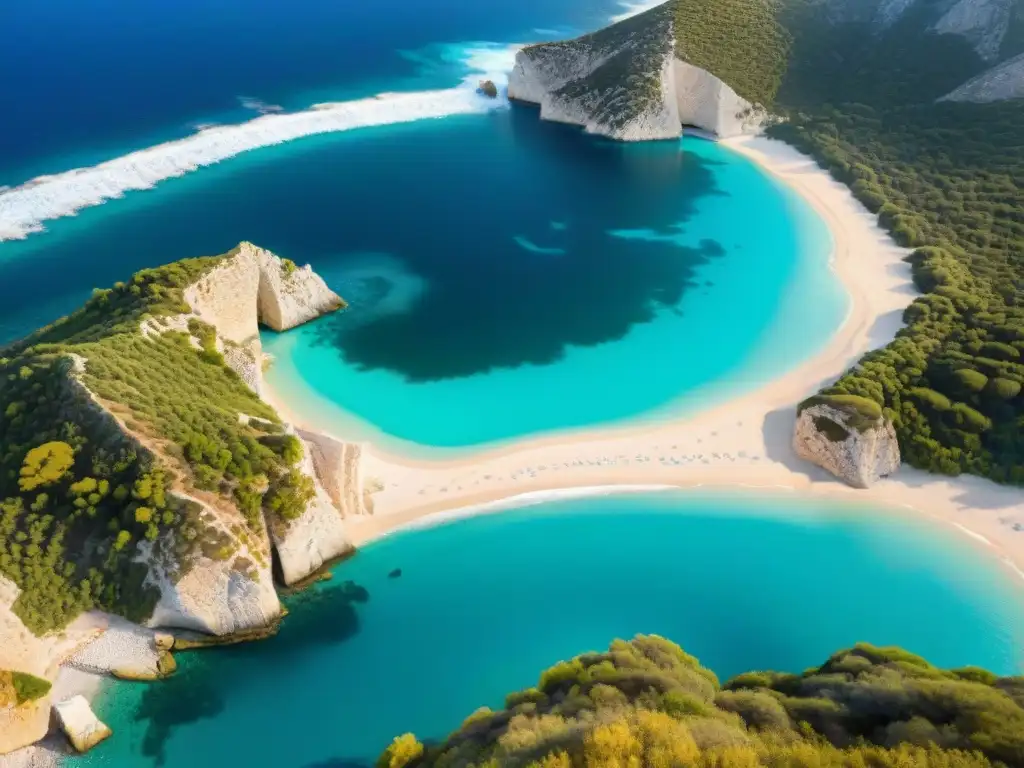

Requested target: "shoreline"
[{"left": 265, "top": 133, "right": 1024, "bottom": 579}]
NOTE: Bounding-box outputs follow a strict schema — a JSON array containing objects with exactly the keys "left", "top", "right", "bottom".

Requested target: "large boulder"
[
  {"left": 54, "top": 696, "right": 112, "bottom": 753},
  {"left": 793, "top": 396, "right": 900, "bottom": 488}
]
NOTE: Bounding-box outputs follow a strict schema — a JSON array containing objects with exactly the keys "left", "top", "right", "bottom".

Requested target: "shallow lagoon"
[{"left": 74, "top": 490, "right": 1024, "bottom": 767}]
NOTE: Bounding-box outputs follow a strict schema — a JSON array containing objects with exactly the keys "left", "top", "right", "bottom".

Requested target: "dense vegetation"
[
  {"left": 672, "top": 0, "right": 790, "bottom": 107},
  {"left": 0, "top": 670, "right": 52, "bottom": 706},
  {"left": 0, "top": 249, "right": 311, "bottom": 634},
  {"left": 378, "top": 636, "right": 1024, "bottom": 768},
  {"left": 767, "top": 4, "right": 1024, "bottom": 483}
]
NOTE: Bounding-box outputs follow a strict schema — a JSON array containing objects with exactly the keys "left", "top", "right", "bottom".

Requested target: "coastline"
[{"left": 265, "top": 133, "right": 1024, "bottom": 578}]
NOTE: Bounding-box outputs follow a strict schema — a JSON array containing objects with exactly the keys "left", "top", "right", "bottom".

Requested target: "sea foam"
[{"left": 0, "top": 45, "right": 519, "bottom": 242}]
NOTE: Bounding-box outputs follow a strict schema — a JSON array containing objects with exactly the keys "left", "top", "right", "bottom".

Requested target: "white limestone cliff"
[
  {"left": 941, "top": 50, "right": 1024, "bottom": 101},
  {"left": 184, "top": 241, "right": 344, "bottom": 394},
  {"left": 793, "top": 402, "right": 901, "bottom": 488},
  {"left": 508, "top": 31, "right": 766, "bottom": 140},
  {"left": 297, "top": 429, "right": 367, "bottom": 517},
  {"left": 266, "top": 431, "right": 358, "bottom": 586},
  {"left": 54, "top": 696, "right": 112, "bottom": 753}
]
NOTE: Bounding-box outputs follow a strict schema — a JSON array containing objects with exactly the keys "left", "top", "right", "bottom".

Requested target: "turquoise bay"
[
  {"left": 74, "top": 491, "right": 1024, "bottom": 767},
  {"left": 0, "top": 108, "right": 842, "bottom": 451}
]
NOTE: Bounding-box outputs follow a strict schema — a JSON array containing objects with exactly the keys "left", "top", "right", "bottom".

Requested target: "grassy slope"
[{"left": 0, "top": 249, "right": 312, "bottom": 634}]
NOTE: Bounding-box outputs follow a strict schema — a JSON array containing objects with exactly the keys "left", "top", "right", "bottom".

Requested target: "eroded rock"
[
  {"left": 54, "top": 696, "right": 112, "bottom": 753},
  {"left": 793, "top": 397, "right": 900, "bottom": 488}
]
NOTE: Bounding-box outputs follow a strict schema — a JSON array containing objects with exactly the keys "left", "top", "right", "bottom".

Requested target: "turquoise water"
[
  {"left": 256, "top": 126, "right": 841, "bottom": 451},
  {"left": 0, "top": 109, "right": 842, "bottom": 451},
  {"left": 73, "top": 491, "right": 1024, "bottom": 767}
]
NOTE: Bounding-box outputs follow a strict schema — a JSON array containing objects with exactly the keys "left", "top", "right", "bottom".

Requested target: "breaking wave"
[{"left": 0, "top": 45, "right": 518, "bottom": 242}]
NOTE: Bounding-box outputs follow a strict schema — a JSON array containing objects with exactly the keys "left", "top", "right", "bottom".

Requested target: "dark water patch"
[
  {"left": 124, "top": 579, "right": 372, "bottom": 764},
  {"left": 389, "top": 568, "right": 403, "bottom": 579},
  {"left": 303, "top": 760, "right": 374, "bottom": 768},
  {"left": 308, "top": 107, "right": 729, "bottom": 381},
  {"left": 134, "top": 662, "right": 225, "bottom": 767}
]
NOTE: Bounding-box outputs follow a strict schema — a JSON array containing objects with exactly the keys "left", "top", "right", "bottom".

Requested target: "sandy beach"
[{"left": 267, "top": 134, "right": 1024, "bottom": 578}]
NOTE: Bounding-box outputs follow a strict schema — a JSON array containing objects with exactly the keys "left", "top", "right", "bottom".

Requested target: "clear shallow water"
[
  {"left": 72, "top": 491, "right": 1024, "bottom": 768},
  {"left": 260, "top": 124, "right": 841, "bottom": 451},
  {"left": 0, "top": 109, "right": 842, "bottom": 450}
]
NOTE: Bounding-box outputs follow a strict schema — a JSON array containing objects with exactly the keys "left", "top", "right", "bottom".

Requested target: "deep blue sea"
[{"left": 73, "top": 491, "right": 1024, "bottom": 768}]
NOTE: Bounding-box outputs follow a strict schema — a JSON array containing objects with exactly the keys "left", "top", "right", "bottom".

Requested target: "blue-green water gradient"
[{"left": 74, "top": 491, "right": 1024, "bottom": 768}]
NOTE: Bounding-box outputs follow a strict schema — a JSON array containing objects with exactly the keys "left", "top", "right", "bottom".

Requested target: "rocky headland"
[
  {"left": 0, "top": 244, "right": 373, "bottom": 757},
  {"left": 507, "top": 0, "right": 786, "bottom": 140}
]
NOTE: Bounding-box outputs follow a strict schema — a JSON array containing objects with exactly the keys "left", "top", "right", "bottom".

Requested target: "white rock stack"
[{"left": 54, "top": 696, "right": 112, "bottom": 753}]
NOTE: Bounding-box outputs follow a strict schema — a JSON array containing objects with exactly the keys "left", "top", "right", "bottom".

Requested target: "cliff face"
[
  {"left": 184, "top": 241, "right": 345, "bottom": 395},
  {"left": 131, "top": 245, "right": 358, "bottom": 625},
  {"left": 266, "top": 431, "right": 364, "bottom": 586},
  {"left": 508, "top": 1, "right": 768, "bottom": 141},
  {"left": 793, "top": 401, "right": 901, "bottom": 488},
  {"left": 0, "top": 244, "right": 362, "bottom": 642},
  {"left": 941, "top": 50, "right": 1024, "bottom": 101},
  {"left": 823, "top": 0, "right": 1018, "bottom": 60},
  {"left": 931, "top": 0, "right": 1016, "bottom": 61}
]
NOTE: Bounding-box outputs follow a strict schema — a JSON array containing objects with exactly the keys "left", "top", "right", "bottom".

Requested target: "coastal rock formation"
[
  {"left": 0, "top": 698, "right": 50, "bottom": 756},
  {"left": 507, "top": 1, "right": 773, "bottom": 141},
  {"left": 478, "top": 80, "right": 499, "bottom": 98},
  {"left": 58, "top": 357, "right": 284, "bottom": 636},
  {"left": 54, "top": 696, "right": 112, "bottom": 753},
  {"left": 793, "top": 398, "right": 901, "bottom": 488},
  {"left": 266, "top": 432, "right": 356, "bottom": 586},
  {"left": 297, "top": 429, "right": 368, "bottom": 517},
  {"left": 941, "top": 51, "right": 1024, "bottom": 102},
  {"left": 184, "top": 241, "right": 345, "bottom": 394},
  {"left": 0, "top": 245, "right": 356, "bottom": 640}
]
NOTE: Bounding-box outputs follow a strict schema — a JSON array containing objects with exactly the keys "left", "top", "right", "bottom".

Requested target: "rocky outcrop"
[
  {"left": 508, "top": 2, "right": 768, "bottom": 141},
  {"left": 142, "top": 529, "right": 282, "bottom": 635},
  {"left": 932, "top": 0, "right": 1015, "bottom": 61},
  {"left": 941, "top": 51, "right": 1024, "bottom": 101},
  {"left": 54, "top": 696, "right": 112, "bottom": 753},
  {"left": 183, "top": 241, "right": 345, "bottom": 394},
  {"left": 793, "top": 399, "right": 901, "bottom": 488},
  {"left": 297, "top": 429, "right": 368, "bottom": 517},
  {"left": 479, "top": 80, "right": 499, "bottom": 98},
  {"left": 267, "top": 431, "right": 358, "bottom": 586}
]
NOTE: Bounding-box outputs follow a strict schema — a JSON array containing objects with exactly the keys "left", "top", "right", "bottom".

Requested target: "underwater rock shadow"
[{"left": 132, "top": 581, "right": 371, "bottom": 764}]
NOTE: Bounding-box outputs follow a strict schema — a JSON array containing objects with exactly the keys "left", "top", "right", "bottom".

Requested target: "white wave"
[
  {"left": 238, "top": 96, "right": 285, "bottom": 114},
  {"left": 0, "top": 44, "right": 520, "bottom": 243},
  {"left": 610, "top": 0, "right": 665, "bottom": 22}
]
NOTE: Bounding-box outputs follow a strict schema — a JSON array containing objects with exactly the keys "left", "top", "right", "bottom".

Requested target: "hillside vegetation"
[
  {"left": 0, "top": 250, "right": 310, "bottom": 633},
  {"left": 672, "top": 0, "right": 790, "bottom": 107},
  {"left": 378, "top": 637, "right": 1024, "bottom": 768},
  {"left": 769, "top": 5, "right": 1024, "bottom": 484}
]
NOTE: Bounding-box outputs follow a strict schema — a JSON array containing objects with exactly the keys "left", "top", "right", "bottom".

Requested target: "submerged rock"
[
  {"left": 388, "top": 568, "right": 402, "bottom": 579},
  {"left": 793, "top": 396, "right": 900, "bottom": 488},
  {"left": 54, "top": 696, "right": 112, "bottom": 753}
]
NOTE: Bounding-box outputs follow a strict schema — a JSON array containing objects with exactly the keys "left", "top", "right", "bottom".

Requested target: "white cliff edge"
[
  {"left": 793, "top": 402, "right": 901, "bottom": 489},
  {"left": 509, "top": 49, "right": 767, "bottom": 141},
  {"left": 266, "top": 430, "right": 364, "bottom": 586}
]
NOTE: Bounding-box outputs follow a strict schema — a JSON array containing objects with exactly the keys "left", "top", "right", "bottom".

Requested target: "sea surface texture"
[{"left": 72, "top": 491, "right": 1024, "bottom": 767}]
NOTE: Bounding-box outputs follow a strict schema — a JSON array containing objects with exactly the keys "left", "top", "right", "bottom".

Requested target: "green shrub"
[{"left": 11, "top": 671, "right": 51, "bottom": 704}]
